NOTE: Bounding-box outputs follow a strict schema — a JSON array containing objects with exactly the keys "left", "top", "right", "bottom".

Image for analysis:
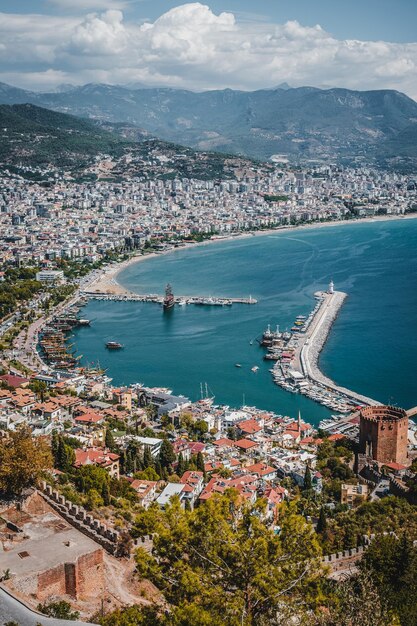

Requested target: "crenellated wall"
[{"left": 39, "top": 482, "right": 120, "bottom": 554}]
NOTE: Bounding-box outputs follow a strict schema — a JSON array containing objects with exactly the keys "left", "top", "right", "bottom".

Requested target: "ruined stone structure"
[
  {"left": 1, "top": 492, "right": 105, "bottom": 602},
  {"left": 359, "top": 405, "right": 408, "bottom": 465},
  {"left": 39, "top": 482, "right": 120, "bottom": 554},
  {"left": 22, "top": 549, "right": 103, "bottom": 601}
]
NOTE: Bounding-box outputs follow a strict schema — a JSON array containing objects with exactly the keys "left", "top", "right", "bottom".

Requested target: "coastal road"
[{"left": 0, "top": 587, "right": 96, "bottom": 626}]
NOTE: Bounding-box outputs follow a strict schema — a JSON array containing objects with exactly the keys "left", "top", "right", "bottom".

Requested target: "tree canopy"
[
  {"left": 134, "top": 490, "right": 322, "bottom": 625},
  {"left": 0, "top": 426, "right": 52, "bottom": 496}
]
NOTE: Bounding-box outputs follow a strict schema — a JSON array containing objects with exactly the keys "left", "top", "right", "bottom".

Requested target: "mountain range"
[
  {"left": 0, "top": 82, "right": 416, "bottom": 169},
  {"left": 0, "top": 103, "right": 265, "bottom": 182}
]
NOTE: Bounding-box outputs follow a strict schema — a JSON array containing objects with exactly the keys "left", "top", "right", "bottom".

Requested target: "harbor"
[
  {"left": 260, "top": 283, "right": 380, "bottom": 413},
  {"left": 81, "top": 290, "right": 257, "bottom": 307}
]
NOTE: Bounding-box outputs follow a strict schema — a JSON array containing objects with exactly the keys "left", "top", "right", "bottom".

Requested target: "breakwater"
[
  {"left": 301, "top": 292, "right": 379, "bottom": 406},
  {"left": 267, "top": 289, "right": 379, "bottom": 412}
]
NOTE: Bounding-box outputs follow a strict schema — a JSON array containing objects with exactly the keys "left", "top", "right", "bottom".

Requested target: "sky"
[{"left": 1, "top": 0, "right": 416, "bottom": 98}]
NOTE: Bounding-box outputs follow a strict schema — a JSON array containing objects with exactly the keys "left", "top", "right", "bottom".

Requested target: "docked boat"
[
  {"left": 105, "top": 341, "right": 123, "bottom": 350},
  {"left": 163, "top": 283, "right": 175, "bottom": 310},
  {"left": 77, "top": 319, "right": 91, "bottom": 326}
]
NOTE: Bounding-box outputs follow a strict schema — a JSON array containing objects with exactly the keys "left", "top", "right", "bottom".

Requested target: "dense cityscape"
[
  {"left": 1, "top": 165, "right": 416, "bottom": 267},
  {"left": 1, "top": 1, "right": 417, "bottom": 624}
]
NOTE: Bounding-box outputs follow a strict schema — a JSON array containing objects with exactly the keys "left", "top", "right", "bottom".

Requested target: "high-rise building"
[{"left": 359, "top": 405, "right": 408, "bottom": 465}]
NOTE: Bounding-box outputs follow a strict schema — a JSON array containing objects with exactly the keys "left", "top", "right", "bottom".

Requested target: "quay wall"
[{"left": 300, "top": 291, "right": 379, "bottom": 406}]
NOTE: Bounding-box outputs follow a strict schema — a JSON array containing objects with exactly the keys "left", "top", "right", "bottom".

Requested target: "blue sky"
[{"left": 1, "top": 1, "right": 416, "bottom": 97}]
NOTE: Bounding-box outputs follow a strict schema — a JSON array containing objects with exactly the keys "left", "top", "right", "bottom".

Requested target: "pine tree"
[
  {"left": 143, "top": 445, "right": 153, "bottom": 469},
  {"left": 105, "top": 428, "right": 115, "bottom": 451},
  {"left": 303, "top": 464, "right": 312, "bottom": 491},
  {"left": 101, "top": 482, "right": 110, "bottom": 506},
  {"left": 317, "top": 506, "right": 327, "bottom": 533},
  {"left": 56, "top": 438, "right": 75, "bottom": 472},
  {"left": 51, "top": 431, "right": 59, "bottom": 466},
  {"left": 159, "top": 438, "right": 176, "bottom": 471},
  {"left": 155, "top": 460, "right": 163, "bottom": 479},
  {"left": 177, "top": 453, "right": 185, "bottom": 477},
  {"left": 196, "top": 451, "right": 205, "bottom": 473}
]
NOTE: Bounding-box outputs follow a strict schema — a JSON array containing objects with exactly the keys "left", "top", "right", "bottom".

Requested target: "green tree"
[
  {"left": 312, "top": 570, "right": 394, "bottom": 626},
  {"left": 177, "top": 452, "right": 185, "bottom": 477},
  {"left": 143, "top": 445, "right": 153, "bottom": 470},
  {"left": 196, "top": 451, "right": 205, "bottom": 473},
  {"left": 96, "top": 604, "right": 162, "bottom": 626},
  {"left": 28, "top": 379, "right": 47, "bottom": 401},
  {"left": 56, "top": 436, "right": 75, "bottom": 472},
  {"left": 134, "top": 466, "right": 160, "bottom": 481},
  {"left": 86, "top": 488, "right": 104, "bottom": 510},
  {"left": 76, "top": 464, "right": 110, "bottom": 494},
  {"left": 159, "top": 438, "right": 176, "bottom": 472},
  {"left": 38, "top": 600, "right": 80, "bottom": 620},
  {"left": 316, "top": 507, "right": 327, "bottom": 534},
  {"left": 361, "top": 533, "right": 417, "bottom": 626},
  {"left": 102, "top": 481, "right": 111, "bottom": 506},
  {"left": 135, "top": 492, "right": 322, "bottom": 625},
  {"left": 0, "top": 426, "right": 52, "bottom": 496},
  {"left": 304, "top": 464, "right": 312, "bottom": 491},
  {"left": 105, "top": 428, "right": 116, "bottom": 451}
]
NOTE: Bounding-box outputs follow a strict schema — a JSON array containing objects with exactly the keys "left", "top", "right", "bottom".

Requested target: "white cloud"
[
  {"left": 0, "top": 3, "right": 417, "bottom": 99},
  {"left": 66, "top": 10, "right": 128, "bottom": 55}
]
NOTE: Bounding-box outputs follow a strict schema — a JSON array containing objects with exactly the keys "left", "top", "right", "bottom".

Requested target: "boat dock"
[
  {"left": 261, "top": 284, "right": 379, "bottom": 413},
  {"left": 81, "top": 291, "right": 257, "bottom": 306}
]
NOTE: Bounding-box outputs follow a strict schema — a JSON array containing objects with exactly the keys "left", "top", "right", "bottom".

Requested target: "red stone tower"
[{"left": 359, "top": 405, "right": 408, "bottom": 465}]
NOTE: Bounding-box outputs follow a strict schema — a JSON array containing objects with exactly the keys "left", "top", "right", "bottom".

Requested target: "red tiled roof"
[
  {"left": 328, "top": 433, "right": 346, "bottom": 441},
  {"left": 213, "top": 438, "right": 234, "bottom": 447},
  {"left": 0, "top": 374, "right": 29, "bottom": 388},
  {"left": 189, "top": 442, "right": 206, "bottom": 454},
  {"left": 234, "top": 439, "right": 258, "bottom": 450},
  {"left": 74, "top": 447, "right": 119, "bottom": 469},
  {"left": 383, "top": 462, "right": 407, "bottom": 471},
  {"left": 246, "top": 462, "right": 276, "bottom": 477},
  {"left": 239, "top": 419, "right": 262, "bottom": 434},
  {"left": 74, "top": 413, "right": 104, "bottom": 424}
]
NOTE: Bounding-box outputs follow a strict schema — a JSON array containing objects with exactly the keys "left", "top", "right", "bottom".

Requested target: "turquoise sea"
[{"left": 72, "top": 219, "right": 417, "bottom": 426}]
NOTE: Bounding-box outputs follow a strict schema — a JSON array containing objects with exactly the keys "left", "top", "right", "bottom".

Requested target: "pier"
[
  {"left": 300, "top": 291, "right": 379, "bottom": 406},
  {"left": 263, "top": 285, "right": 379, "bottom": 413},
  {"left": 80, "top": 291, "right": 257, "bottom": 306}
]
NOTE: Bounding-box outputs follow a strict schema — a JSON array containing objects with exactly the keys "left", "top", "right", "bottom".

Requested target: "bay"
[{"left": 72, "top": 219, "right": 417, "bottom": 426}]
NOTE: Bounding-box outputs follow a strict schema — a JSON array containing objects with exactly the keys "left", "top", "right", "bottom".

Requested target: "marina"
[
  {"left": 81, "top": 290, "right": 257, "bottom": 306},
  {"left": 260, "top": 283, "right": 380, "bottom": 413}
]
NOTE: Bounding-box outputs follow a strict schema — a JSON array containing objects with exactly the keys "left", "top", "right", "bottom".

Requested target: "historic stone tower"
[{"left": 359, "top": 405, "right": 408, "bottom": 465}]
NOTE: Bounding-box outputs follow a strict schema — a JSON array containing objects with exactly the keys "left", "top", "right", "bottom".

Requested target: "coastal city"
[
  {"left": 1, "top": 164, "right": 416, "bottom": 270},
  {"left": 1, "top": 0, "right": 417, "bottom": 621},
  {"left": 1, "top": 154, "right": 417, "bottom": 623}
]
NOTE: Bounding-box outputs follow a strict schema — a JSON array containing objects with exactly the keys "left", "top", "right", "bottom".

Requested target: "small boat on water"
[
  {"left": 77, "top": 319, "right": 91, "bottom": 326},
  {"left": 235, "top": 363, "right": 242, "bottom": 368},
  {"left": 105, "top": 341, "right": 123, "bottom": 350},
  {"left": 251, "top": 366, "right": 259, "bottom": 372}
]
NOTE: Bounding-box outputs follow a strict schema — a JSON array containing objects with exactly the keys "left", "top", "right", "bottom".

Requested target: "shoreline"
[{"left": 88, "top": 212, "right": 417, "bottom": 296}]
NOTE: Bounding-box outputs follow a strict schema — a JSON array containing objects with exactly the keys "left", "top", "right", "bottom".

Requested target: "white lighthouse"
[{"left": 328, "top": 280, "right": 334, "bottom": 294}]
